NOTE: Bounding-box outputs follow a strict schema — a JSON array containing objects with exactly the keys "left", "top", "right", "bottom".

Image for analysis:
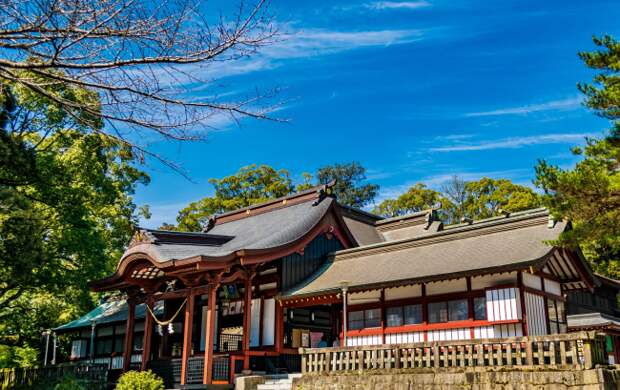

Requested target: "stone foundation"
[{"left": 292, "top": 367, "right": 620, "bottom": 390}]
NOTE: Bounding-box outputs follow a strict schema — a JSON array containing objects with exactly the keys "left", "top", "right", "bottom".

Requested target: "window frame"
[{"left": 348, "top": 308, "right": 382, "bottom": 330}]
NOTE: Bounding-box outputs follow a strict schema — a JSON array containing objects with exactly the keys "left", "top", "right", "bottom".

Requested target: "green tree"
[
  {"left": 0, "top": 77, "right": 148, "bottom": 366},
  {"left": 373, "top": 183, "right": 447, "bottom": 217},
  {"left": 174, "top": 165, "right": 294, "bottom": 231},
  {"left": 374, "top": 177, "right": 540, "bottom": 222},
  {"left": 315, "top": 162, "right": 379, "bottom": 208},
  {"left": 535, "top": 35, "right": 620, "bottom": 278},
  {"left": 171, "top": 162, "right": 380, "bottom": 231},
  {"left": 462, "top": 178, "right": 541, "bottom": 220}
]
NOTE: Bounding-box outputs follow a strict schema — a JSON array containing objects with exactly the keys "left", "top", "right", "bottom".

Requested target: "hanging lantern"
[{"left": 168, "top": 323, "right": 174, "bottom": 334}]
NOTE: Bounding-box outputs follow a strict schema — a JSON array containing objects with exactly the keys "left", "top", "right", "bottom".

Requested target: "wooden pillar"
[
  {"left": 467, "top": 277, "right": 475, "bottom": 339},
  {"left": 141, "top": 298, "right": 154, "bottom": 371},
  {"left": 517, "top": 271, "right": 529, "bottom": 336},
  {"left": 380, "top": 289, "right": 386, "bottom": 344},
  {"left": 242, "top": 278, "right": 252, "bottom": 370},
  {"left": 203, "top": 284, "right": 218, "bottom": 385},
  {"left": 180, "top": 290, "right": 195, "bottom": 385},
  {"left": 421, "top": 284, "right": 428, "bottom": 342},
  {"left": 122, "top": 299, "right": 136, "bottom": 372},
  {"left": 275, "top": 301, "right": 284, "bottom": 353}
]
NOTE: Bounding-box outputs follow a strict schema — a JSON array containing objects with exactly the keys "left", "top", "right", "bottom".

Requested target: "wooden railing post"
[
  {"left": 525, "top": 340, "right": 533, "bottom": 365},
  {"left": 300, "top": 348, "right": 307, "bottom": 373},
  {"left": 582, "top": 339, "right": 593, "bottom": 369}
]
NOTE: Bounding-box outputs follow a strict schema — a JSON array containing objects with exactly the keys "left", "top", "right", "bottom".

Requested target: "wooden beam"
[
  {"left": 180, "top": 289, "right": 195, "bottom": 385},
  {"left": 203, "top": 284, "right": 218, "bottom": 385},
  {"left": 140, "top": 298, "right": 154, "bottom": 371},
  {"left": 122, "top": 299, "right": 136, "bottom": 372}
]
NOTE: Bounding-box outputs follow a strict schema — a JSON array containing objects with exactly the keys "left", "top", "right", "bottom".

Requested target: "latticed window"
[{"left": 547, "top": 299, "right": 567, "bottom": 334}]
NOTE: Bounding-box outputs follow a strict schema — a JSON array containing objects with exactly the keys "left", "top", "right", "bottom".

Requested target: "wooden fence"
[
  {"left": 0, "top": 364, "right": 108, "bottom": 390},
  {"left": 299, "top": 331, "right": 607, "bottom": 374}
]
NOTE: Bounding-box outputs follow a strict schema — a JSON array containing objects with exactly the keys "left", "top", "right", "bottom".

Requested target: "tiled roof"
[
  {"left": 122, "top": 193, "right": 334, "bottom": 264},
  {"left": 282, "top": 209, "right": 565, "bottom": 298},
  {"left": 567, "top": 312, "right": 620, "bottom": 330}
]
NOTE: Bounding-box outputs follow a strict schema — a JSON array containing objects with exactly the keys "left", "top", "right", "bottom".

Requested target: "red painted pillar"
[
  {"left": 140, "top": 297, "right": 154, "bottom": 371},
  {"left": 181, "top": 290, "right": 195, "bottom": 385},
  {"left": 242, "top": 278, "right": 252, "bottom": 370},
  {"left": 203, "top": 285, "right": 218, "bottom": 384},
  {"left": 122, "top": 299, "right": 136, "bottom": 372},
  {"left": 275, "top": 301, "right": 284, "bottom": 353}
]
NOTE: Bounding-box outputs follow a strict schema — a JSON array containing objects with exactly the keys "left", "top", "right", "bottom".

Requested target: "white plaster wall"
[
  {"left": 385, "top": 332, "right": 424, "bottom": 344},
  {"left": 349, "top": 290, "right": 381, "bottom": 304},
  {"left": 544, "top": 279, "right": 562, "bottom": 296},
  {"left": 426, "top": 278, "right": 467, "bottom": 296},
  {"left": 346, "top": 334, "right": 382, "bottom": 347},
  {"left": 522, "top": 272, "right": 542, "bottom": 290},
  {"left": 471, "top": 272, "right": 517, "bottom": 290},
  {"left": 385, "top": 285, "right": 422, "bottom": 300},
  {"left": 427, "top": 328, "right": 470, "bottom": 342}
]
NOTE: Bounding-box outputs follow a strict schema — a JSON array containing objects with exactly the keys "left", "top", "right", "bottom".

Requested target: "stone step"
[
  {"left": 264, "top": 379, "right": 292, "bottom": 384},
  {"left": 256, "top": 384, "right": 292, "bottom": 390}
]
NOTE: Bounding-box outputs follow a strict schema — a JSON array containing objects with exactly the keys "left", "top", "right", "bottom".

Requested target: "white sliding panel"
[
  {"left": 524, "top": 292, "right": 547, "bottom": 336},
  {"left": 261, "top": 298, "right": 275, "bottom": 346},
  {"left": 250, "top": 298, "right": 261, "bottom": 347},
  {"left": 486, "top": 287, "right": 520, "bottom": 321}
]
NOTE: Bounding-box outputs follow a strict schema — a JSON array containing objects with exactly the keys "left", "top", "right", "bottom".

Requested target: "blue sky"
[{"left": 135, "top": 0, "right": 620, "bottom": 228}]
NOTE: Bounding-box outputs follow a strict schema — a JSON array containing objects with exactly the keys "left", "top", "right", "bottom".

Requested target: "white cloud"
[
  {"left": 430, "top": 132, "right": 592, "bottom": 152},
  {"left": 134, "top": 27, "right": 427, "bottom": 87},
  {"left": 367, "top": 1, "right": 431, "bottom": 10},
  {"left": 264, "top": 28, "right": 427, "bottom": 59},
  {"left": 465, "top": 96, "right": 583, "bottom": 117}
]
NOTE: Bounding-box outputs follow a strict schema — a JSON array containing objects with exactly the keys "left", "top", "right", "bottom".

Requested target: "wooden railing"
[
  {"left": 299, "top": 332, "right": 607, "bottom": 374},
  {"left": 0, "top": 364, "right": 108, "bottom": 390}
]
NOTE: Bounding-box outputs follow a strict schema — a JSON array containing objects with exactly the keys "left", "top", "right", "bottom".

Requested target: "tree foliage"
[
  {"left": 115, "top": 370, "right": 164, "bottom": 390},
  {"left": 314, "top": 162, "right": 378, "bottom": 209},
  {"left": 373, "top": 183, "right": 445, "bottom": 218},
  {"left": 461, "top": 178, "right": 541, "bottom": 220},
  {"left": 536, "top": 35, "right": 620, "bottom": 278},
  {"left": 171, "top": 162, "right": 379, "bottom": 231},
  {"left": 375, "top": 177, "right": 541, "bottom": 223},
  {"left": 175, "top": 164, "right": 293, "bottom": 231},
  {"left": 0, "top": 76, "right": 148, "bottom": 365}
]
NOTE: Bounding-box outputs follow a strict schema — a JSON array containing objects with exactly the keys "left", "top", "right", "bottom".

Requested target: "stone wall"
[{"left": 292, "top": 367, "right": 620, "bottom": 390}]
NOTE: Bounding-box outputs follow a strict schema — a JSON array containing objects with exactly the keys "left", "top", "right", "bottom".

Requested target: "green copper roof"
[{"left": 55, "top": 300, "right": 163, "bottom": 332}]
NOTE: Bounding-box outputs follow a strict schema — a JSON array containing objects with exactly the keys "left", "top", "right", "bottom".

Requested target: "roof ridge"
[
  {"left": 443, "top": 207, "right": 548, "bottom": 230},
  {"left": 212, "top": 182, "right": 334, "bottom": 226},
  {"left": 332, "top": 208, "right": 554, "bottom": 261},
  {"left": 374, "top": 208, "right": 436, "bottom": 227}
]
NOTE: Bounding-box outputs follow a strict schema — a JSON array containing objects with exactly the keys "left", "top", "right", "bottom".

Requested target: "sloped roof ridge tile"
[
  {"left": 138, "top": 228, "right": 232, "bottom": 239},
  {"left": 374, "top": 208, "right": 435, "bottom": 226},
  {"left": 332, "top": 208, "right": 551, "bottom": 261}
]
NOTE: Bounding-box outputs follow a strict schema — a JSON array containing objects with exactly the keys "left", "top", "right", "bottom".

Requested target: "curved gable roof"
[{"left": 125, "top": 196, "right": 335, "bottom": 264}]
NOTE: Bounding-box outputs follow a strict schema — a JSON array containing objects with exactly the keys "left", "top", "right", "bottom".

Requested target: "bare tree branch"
[{"left": 0, "top": 0, "right": 281, "bottom": 170}]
